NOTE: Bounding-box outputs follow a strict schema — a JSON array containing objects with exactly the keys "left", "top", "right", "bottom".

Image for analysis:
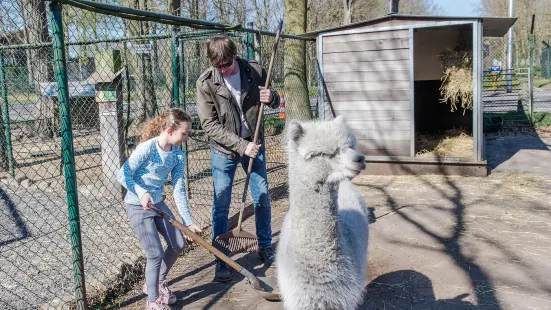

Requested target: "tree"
[
  {"left": 307, "top": 0, "right": 443, "bottom": 32},
  {"left": 343, "top": 0, "right": 353, "bottom": 24},
  {"left": 284, "top": 0, "right": 311, "bottom": 121},
  {"left": 480, "top": 0, "right": 551, "bottom": 68},
  {"left": 25, "top": 0, "right": 57, "bottom": 138},
  {"left": 122, "top": 0, "right": 158, "bottom": 121}
]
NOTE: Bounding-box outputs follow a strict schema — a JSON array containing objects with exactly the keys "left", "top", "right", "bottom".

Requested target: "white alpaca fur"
[{"left": 276, "top": 115, "right": 370, "bottom": 310}]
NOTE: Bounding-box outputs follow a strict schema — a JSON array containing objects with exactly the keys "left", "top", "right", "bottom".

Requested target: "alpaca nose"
[{"left": 354, "top": 152, "right": 365, "bottom": 163}]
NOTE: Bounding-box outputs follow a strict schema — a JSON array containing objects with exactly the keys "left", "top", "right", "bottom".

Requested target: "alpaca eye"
[
  {"left": 305, "top": 151, "right": 336, "bottom": 160},
  {"left": 305, "top": 152, "right": 322, "bottom": 160}
]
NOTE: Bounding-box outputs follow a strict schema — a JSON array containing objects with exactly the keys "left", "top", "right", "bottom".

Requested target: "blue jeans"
[{"left": 211, "top": 149, "right": 272, "bottom": 249}]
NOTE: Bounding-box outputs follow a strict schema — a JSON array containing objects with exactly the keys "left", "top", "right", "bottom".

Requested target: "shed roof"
[{"left": 301, "top": 14, "right": 517, "bottom": 39}]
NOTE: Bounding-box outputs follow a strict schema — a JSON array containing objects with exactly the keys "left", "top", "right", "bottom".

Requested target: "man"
[{"left": 196, "top": 35, "right": 280, "bottom": 282}]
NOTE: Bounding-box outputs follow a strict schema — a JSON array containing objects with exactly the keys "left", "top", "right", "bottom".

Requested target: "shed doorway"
[{"left": 413, "top": 24, "right": 474, "bottom": 159}]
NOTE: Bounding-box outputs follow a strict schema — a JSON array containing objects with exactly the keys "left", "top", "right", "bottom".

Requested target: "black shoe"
[
  {"left": 214, "top": 259, "right": 232, "bottom": 282},
  {"left": 258, "top": 246, "right": 276, "bottom": 267}
]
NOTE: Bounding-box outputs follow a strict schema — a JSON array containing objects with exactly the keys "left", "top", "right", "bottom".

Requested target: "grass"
[
  {"left": 534, "top": 78, "right": 551, "bottom": 88},
  {"left": 7, "top": 93, "right": 38, "bottom": 104},
  {"left": 484, "top": 111, "right": 551, "bottom": 127},
  {"left": 532, "top": 112, "right": 551, "bottom": 127},
  {"left": 264, "top": 117, "right": 285, "bottom": 136}
]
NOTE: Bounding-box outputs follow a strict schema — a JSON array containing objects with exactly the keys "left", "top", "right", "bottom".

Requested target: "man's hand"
[
  {"left": 141, "top": 193, "right": 155, "bottom": 211},
  {"left": 185, "top": 224, "right": 203, "bottom": 243},
  {"left": 245, "top": 142, "right": 261, "bottom": 158},
  {"left": 259, "top": 86, "right": 273, "bottom": 104}
]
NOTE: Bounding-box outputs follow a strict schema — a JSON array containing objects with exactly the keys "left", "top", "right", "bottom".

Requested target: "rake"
[
  {"left": 148, "top": 204, "right": 280, "bottom": 301},
  {"left": 214, "top": 20, "right": 283, "bottom": 255}
]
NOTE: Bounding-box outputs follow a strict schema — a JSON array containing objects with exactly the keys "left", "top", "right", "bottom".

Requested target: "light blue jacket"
[{"left": 117, "top": 137, "right": 192, "bottom": 225}]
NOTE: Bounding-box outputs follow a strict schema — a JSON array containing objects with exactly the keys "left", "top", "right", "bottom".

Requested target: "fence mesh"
[
  {"left": 542, "top": 45, "right": 551, "bottom": 79},
  {"left": 482, "top": 35, "right": 551, "bottom": 124},
  {"left": 0, "top": 1, "right": 317, "bottom": 309}
]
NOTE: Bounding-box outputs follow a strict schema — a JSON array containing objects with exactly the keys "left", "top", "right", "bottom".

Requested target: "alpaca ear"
[
  {"left": 287, "top": 120, "right": 304, "bottom": 143},
  {"left": 334, "top": 115, "right": 346, "bottom": 125}
]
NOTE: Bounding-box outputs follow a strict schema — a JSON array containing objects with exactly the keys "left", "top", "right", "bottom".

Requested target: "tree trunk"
[
  {"left": 16, "top": 2, "right": 35, "bottom": 89},
  {"left": 342, "top": 0, "right": 352, "bottom": 24},
  {"left": 284, "top": 0, "right": 311, "bottom": 121},
  {"left": 123, "top": 0, "right": 158, "bottom": 121},
  {"left": 26, "top": 0, "right": 57, "bottom": 138}
]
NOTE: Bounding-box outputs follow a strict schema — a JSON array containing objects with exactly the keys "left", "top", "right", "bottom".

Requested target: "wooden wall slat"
[
  {"left": 359, "top": 148, "right": 411, "bottom": 157},
  {"left": 353, "top": 130, "right": 411, "bottom": 140},
  {"left": 324, "top": 70, "right": 409, "bottom": 82},
  {"left": 323, "top": 38, "right": 409, "bottom": 53},
  {"left": 326, "top": 80, "right": 410, "bottom": 91},
  {"left": 323, "top": 60, "right": 409, "bottom": 72},
  {"left": 323, "top": 49, "right": 409, "bottom": 63},
  {"left": 357, "top": 139, "right": 411, "bottom": 151},
  {"left": 345, "top": 120, "right": 411, "bottom": 130},
  {"left": 330, "top": 90, "right": 409, "bottom": 101},
  {"left": 334, "top": 110, "right": 410, "bottom": 121},
  {"left": 332, "top": 100, "right": 410, "bottom": 111},
  {"left": 323, "top": 30, "right": 409, "bottom": 44}
]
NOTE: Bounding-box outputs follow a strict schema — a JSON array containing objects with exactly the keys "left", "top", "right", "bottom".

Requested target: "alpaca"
[{"left": 276, "top": 115, "right": 369, "bottom": 310}]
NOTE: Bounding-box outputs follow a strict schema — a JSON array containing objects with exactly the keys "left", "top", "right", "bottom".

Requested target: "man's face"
[{"left": 212, "top": 55, "right": 237, "bottom": 76}]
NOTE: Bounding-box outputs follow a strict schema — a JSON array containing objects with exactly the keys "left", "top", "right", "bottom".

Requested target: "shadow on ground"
[{"left": 360, "top": 270, "right": 486, "bottom": 309}]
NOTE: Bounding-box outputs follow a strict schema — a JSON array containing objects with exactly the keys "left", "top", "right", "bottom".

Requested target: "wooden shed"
[{"left": 302, "top": 14, "right": 516, "bottom": 176}]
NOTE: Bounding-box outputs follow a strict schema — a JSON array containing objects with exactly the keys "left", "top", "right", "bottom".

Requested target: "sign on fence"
[{"left": 128, "top": 43, "right": 152, "bottom": 54}]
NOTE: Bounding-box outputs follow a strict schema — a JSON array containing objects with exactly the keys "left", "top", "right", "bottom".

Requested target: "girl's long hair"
[{"left": 140, "top": 108, "right": 192, "bottom": 143}]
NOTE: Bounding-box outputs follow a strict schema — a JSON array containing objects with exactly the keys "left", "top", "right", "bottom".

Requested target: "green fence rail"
[{"left": 0, "top": 1, "right": 317, "bottom": 309}]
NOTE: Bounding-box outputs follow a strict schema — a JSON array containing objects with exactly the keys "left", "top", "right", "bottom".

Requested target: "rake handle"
[
  {"left": 241, "top": 22, "right": 283, "bottom": 205},
  {"left": 148, "top": 204, "right": 244, "bottom": 274}
]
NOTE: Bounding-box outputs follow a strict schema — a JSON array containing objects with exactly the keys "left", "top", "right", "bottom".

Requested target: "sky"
[{"left": 433, "top": 0, "right": 483, "bottom": 16}]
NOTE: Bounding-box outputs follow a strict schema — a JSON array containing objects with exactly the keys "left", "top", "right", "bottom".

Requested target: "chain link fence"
[
  {"left": 0, "top": 1, "right": 317, "bottom": 309},
  {"left": 482, "top": 35, "right": 551, "bottom": 126}
]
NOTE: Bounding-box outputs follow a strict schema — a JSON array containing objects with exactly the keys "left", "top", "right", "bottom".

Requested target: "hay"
[
  {"left": 439, "top": 49, "right": 473, "bottom": 114},
  {"left": 416, "top": 128, "right": 473, "bottom": 158}
]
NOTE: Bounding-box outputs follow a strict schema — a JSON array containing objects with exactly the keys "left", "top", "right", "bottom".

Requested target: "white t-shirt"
[{"left": 223, "top": 67, "right": 250, "bottom": 138}]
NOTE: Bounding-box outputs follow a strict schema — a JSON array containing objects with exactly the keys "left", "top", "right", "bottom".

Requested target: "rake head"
[{"left": 214, "top": 228, "right": 259, "bottom": 254}]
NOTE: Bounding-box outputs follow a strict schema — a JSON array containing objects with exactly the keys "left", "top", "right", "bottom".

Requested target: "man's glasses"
[{"left": 212, "top": 58, "right": 233, "bottom": 69}]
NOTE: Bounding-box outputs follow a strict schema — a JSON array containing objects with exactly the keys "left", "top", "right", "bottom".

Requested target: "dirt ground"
[{"left": 100, "top": 134, "right": 551, "bottom": 310}]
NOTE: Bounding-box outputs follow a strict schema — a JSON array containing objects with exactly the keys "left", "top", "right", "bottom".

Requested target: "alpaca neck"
[{"left": 288, "top": 172, "right": 340, "bottom": 250}]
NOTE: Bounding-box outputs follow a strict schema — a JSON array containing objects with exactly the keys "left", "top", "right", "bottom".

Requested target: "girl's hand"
[
  {"left": 184, "top": 224, "right": 203, "bottom": 243},
  {"left": 141, "top": 193, "right": 155, "bottom": 210}
]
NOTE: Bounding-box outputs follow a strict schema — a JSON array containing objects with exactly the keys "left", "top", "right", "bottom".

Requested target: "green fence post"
[
  {"left": 49, "top": 2, "right": 88, "bottom": 309},
  {"left": 179, "top": 39, "right": 190, "bottom": 197},
  {"left": 0, "top": 49, "right": 14, "bottom": 176},
  {"left": 529, "top": 33, "right": 534, "bottom": 120},
  {"left": 247, "top": 22, "right": 255, "bottom": 60},
  {"left": 172, "top": 26, "right": 180, "bottom": 108}
]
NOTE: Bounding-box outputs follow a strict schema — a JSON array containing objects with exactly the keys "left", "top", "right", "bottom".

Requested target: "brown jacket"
[{"left": 196, "top": 58, "right": 280, "bottom": 158}]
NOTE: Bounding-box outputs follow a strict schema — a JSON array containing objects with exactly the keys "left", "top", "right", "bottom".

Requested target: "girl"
[{"left": 117, "top": 108, "right": 202, "bottom": 310}]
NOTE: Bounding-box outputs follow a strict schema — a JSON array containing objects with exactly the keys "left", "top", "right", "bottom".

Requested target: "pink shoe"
[
  {"left": 159, "top": 280, "right": 178, "bottom": 305},
  {"left": 142, "top": 281, "right": 177, "bottom": 305},
  {"left": 145, "top": 298, "right": 170, "bottom": 310}
]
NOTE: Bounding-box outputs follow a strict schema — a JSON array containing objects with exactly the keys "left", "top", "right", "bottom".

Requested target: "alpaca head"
[{"left": 287, "top": 115, "right": 366, "bottom": 184}]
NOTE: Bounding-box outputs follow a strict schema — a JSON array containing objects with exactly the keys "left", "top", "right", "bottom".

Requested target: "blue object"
[
  {"left": 117, "top": 137, "right": 193, "bottom": 226},
  {"left": 210, "top": 149, "right": 272, "bottom": 249}
]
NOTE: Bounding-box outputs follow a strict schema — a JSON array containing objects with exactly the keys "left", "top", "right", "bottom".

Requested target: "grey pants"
[{"left": 126, "top": 202, "right": 186, "bottom": 302}]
